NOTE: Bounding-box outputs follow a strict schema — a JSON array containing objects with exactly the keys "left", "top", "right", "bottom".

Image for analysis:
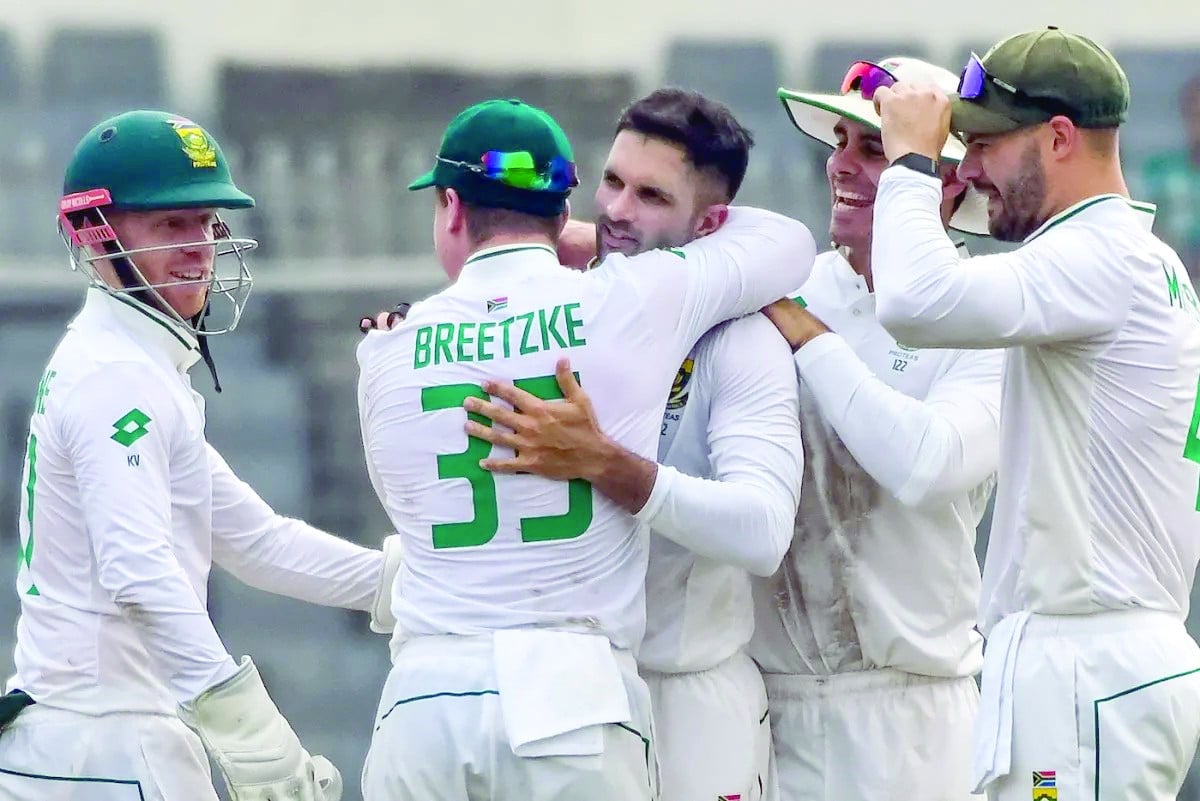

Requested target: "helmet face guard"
[{"left": 58, "top": 188, "right": 258, "bottom": 337}]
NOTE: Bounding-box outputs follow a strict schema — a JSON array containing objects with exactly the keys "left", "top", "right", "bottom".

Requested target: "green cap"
[
  {"left": 408, "top": 98, "right": 574, "bottom": 217},
  {"left": 951, "top": 27, "right": 1129, "bottom": 135},
  {"left": 63, "top": 109, "right": 254, "bottom": 210}
]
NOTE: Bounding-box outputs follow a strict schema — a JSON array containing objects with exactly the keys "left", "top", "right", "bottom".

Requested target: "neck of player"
[{"left": 470, "top": 232, "right": 557, "bottom": 258}]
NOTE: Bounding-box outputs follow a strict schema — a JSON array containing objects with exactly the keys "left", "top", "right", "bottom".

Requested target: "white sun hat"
[{"left": 778, "top": 55, "right": 989, "bottom": 236}]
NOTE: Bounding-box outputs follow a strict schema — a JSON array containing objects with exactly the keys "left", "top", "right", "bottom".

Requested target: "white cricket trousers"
[
  {"left": 362, "top": 633, "right": 658, "bottom": 801},
  {"left": 764, "top": 667, "right": 981, "bottom": 801},
  {"left": 0, "top": 704, "right": 217, "bottom": 801},
  {"left": 983, "top": 609, "right": 1200, "bottom": 801},
  {"left": 641, "top": 650, "right": 771, "bottom": 801}
]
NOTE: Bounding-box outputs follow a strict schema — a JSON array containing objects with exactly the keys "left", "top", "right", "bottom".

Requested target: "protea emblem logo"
[{"left": 166, "top": 118, "right": 217, "bottom": 169}]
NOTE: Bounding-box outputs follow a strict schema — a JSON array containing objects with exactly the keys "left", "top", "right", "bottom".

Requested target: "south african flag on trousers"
[{"left": 1033, "top": 770, "right": 1057, "bottom": 801}]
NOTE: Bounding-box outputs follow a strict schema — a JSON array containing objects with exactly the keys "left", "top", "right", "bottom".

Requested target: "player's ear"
[
  {"left": 434, "top": 188, "right": 465, "bottom": 235},
  {"left": 693, "top": 203, "right": 729, "bottom": 239},
  {"left": 443, "top": 188, "right": 468, "bottom": 234},
  {"left": 1045, "top": 116, "right": 1078, "bottom": 162}
]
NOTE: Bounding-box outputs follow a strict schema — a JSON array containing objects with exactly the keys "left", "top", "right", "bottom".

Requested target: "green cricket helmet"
[{"left": 59, "top": 110, "right": 258, "bottom": 338}]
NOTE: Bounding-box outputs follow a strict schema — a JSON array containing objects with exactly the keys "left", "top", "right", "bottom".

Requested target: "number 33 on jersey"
[{"left": 421, "top": 374, "right": 592, "bottom": 549}]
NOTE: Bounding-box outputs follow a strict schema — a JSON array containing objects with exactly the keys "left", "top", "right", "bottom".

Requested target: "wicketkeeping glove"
[{"left": 178, "top": 657, "right": 342, "bottom": 801}]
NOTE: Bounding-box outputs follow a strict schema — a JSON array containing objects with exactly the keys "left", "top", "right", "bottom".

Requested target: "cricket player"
[
  {"left": 356, "top": 98, "right": 814, "bottom": 800},
  {"left": 740, "top": 56, "right": 1003, "bottom": 801},
  {"left": 0, "top": 110, "right": 397, "bottom": 801},
  {"left": 871, "top": 28, "right": 1200, "bottom": 800},
  {"left": 463, "top": 88, "right": 804, "bottom": 801}
]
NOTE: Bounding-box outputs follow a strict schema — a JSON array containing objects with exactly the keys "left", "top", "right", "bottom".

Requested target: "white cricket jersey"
[
  {"left": 637, "top": 313, "right": 804, "bottom": 674},
  {"left": 9, "top": 288, "right": 382, "bottom": 715},
  {"left": 874, "top": 168, "right": 1200, "bottom": 635},
  {"left": 750, "top": 249, "right": 1002, "bottom": 677},
  {"left": 356, "top": 207, "right": 815, "bottom": 652}
]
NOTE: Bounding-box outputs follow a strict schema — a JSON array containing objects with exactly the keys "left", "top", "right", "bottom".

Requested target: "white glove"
[
  {"left": 178, "top": 657, "right": 342, "bottom": 801},
  {"left": 369, "top": 534, "right": 403, "bottom": 634}
]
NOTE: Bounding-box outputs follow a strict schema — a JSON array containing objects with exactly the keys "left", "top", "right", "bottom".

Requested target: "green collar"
[
  {"left": 80, "top": 287, "right": 201, "bottom": 371},
  {"left": 1025, "top": 194, "right": 1158, "bottom": 243},
  {"left": 464, "top": 243, "right": 557, "bottom": 266}
]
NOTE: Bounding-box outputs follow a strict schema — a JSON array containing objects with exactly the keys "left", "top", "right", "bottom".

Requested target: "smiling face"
[
  {"left": 103, "top": 208, "right": 219, "bottom": 319},
  {"left": 826, "top": 117, "right": 889, "bottom": 252},
  {"left": 593, "top": 130, "right": 711, "bottom": 259}
]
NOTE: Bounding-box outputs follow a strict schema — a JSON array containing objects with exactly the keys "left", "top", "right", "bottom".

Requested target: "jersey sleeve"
[
  {"left": 795, "top": 333, "right": 1002, "bottom": 506},
  {"left": 208, "top": 445, "right": 383, "bottom": 612},
  {"left": 873, "top": 167, "right": 1134, "bottom": 348},
  {"left": 617, "top": 206, "right": 817, "bottom": 352},
  {"left": 635, "top": 315, "right": 804, "bottom": 575},
  {"left": 356, "top": 340, "right": 391, "bottom": 518},
  {"left": 60, "top": 362, "right": 238, "bottom": 703}
]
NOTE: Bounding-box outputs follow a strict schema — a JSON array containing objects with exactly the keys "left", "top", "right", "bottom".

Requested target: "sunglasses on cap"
[
  {"left": 436, "top": 150, "right": 579, "bottom": 192},
  {"left": 957, "top": 52, "right": 1078, "bottom": 117},
  {"left": 840, "top": 61, "right": 899, "bottom": 99}
]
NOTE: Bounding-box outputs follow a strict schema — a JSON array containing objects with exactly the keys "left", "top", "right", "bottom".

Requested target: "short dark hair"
[
  {"left": 436, "top": 188, "right": 561, "bottom": 244},
  {"left": 615, "top": 88, "right": 754, "bottom": 201}
]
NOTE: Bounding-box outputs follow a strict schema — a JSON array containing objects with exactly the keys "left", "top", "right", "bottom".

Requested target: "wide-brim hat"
[{"left": 779, "top": 56, "right": 989, "bottom": 236}]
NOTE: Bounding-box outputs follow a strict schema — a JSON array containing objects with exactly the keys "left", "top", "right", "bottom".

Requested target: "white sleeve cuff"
[
  {"left": 633, "top": 463, "right": 678, "bottom": 522},
  {"left": 794, "top": 333, "right": 873, "bottom": 406},
  {"left": 882, "top": 163, "right": 944, "bottom": 191},
  {"left": 793, "top": 330, "right": 854, "bottom": 373}
]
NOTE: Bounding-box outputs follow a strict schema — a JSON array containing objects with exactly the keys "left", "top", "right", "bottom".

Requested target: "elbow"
[
  {"left": 101, "top": 567, "right": 189, "bottom": 611},
  {"left": 891, "top": 436, "right": 973, "bottom": 509},
  {"left": 783, "top": 222, "right": 817, "bottom": 288},
  {"left": 744, "top": 503, "right": 796, "bottom": 577},
  {"left": 754, "top": 213, "right": 817, "bottom": 293},
  {"left": 746, "top": 551, "right": 786, "bottom": 578},
  {"left": 894, "top": 478, "right": 942, "bottom": 509},
  {"left": 876, "top": 300, "right": 943, "bottom": 349},
  {"left": 96, "top": 552, "right": 164, "bottom": 604}
]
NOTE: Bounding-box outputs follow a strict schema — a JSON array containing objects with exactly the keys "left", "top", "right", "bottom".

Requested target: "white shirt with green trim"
[
  {"left": 749, "top": 250, "right": 1002, "bottom": 677},
  {"left": 636, "top": 313, "right": 804, "bottom": 674},
  {"left": 8, "top": 288, "right": 382, "bottom": 715},
  {"left": 356, "top": 207, "right": 815, "bottom": 653},
  {"left": 874, "top": 168, "right": 1200, "bottom": 635}
]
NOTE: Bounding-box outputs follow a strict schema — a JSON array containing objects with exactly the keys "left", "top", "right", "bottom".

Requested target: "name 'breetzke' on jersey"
[{"left": 357, "top": 208, "right": 815, "bottom": 652}]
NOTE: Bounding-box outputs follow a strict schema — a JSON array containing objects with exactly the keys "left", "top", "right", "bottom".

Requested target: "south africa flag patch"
[
  {"left": 486, "top": 296, "right": 508, "bottom": 313},
  {"left": 1032, "top": 770, "right": 1057, "bottom": 801}
]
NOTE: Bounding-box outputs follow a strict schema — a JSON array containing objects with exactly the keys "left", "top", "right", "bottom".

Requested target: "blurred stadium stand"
[
  {"left": 1, "top": 27, "right": 1198, "bottom": 801},
  {"left": 1113, "top": 46, "right": 1200, "bottom": 170},
  {"left": 0, "top": 30, "right": 20, "bottom": 106},
  {"left": 41, "top": 28, "right": 166, "bottom": 109},
  {"left": 811, "top": 40, "right": 931, "bottom": 90}
]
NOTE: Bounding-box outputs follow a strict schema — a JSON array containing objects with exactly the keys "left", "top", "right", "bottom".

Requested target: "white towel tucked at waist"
[
  {"left": 493, "top": 629, "right": 632, "bottom": 758},
  {"left": 971, "top": 610, "right": 1031, "bottom": 793}
]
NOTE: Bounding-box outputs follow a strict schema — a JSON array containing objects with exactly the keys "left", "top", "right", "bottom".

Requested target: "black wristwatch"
[{"left": 891, "top": 152, "right": 939, "bottom": 177}]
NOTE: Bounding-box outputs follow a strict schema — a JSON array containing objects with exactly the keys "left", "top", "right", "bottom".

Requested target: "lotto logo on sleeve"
[
  {"left": 1032, "top": 770, "right": 1057, "bottom": 801},
  {"left": 111, "top": 408, "right": 152, "bottom": 447}
]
